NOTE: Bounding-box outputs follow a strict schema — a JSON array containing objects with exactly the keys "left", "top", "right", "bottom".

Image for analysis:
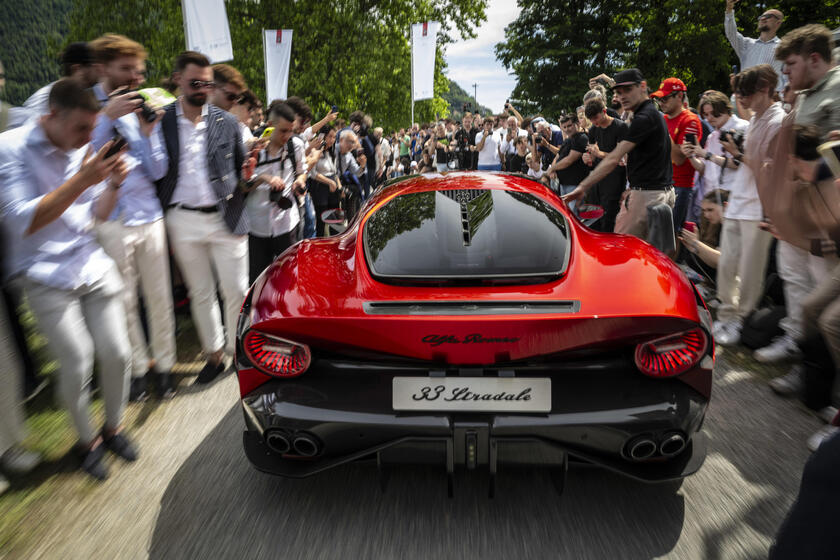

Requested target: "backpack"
[{"left": 739, "top": 272, "right": 786, "bottom": 350}]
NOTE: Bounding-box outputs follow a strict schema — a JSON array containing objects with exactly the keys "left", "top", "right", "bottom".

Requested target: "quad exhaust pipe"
[
  {"left": 265, "top": 430, "right": 291, "bottom": 454},
  {"left": 264, "top": 429, "right": 321, "bottom": 457},
  {"left": 292, "top": 434, "right": 320, "bottom": 457},
  {"left": 659, "top": 432, "right": 686, "bottom": 457},
  {"left": 627, "top": 437, "right": 657, "bottom": 461}
]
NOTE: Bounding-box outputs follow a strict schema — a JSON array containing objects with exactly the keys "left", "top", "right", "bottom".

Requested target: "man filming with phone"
[
  {"left": 651, "top": 77, "right": 703, "bottom": 230},
  {"left": 0, "top": 79, "right": 136, "bottom": 481},
  {"left": 87, "top": 34, "right": 176, "bottom": 402}
]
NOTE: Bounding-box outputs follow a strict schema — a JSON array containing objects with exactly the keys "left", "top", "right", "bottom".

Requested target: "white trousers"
[
  {"left": 97, "top": 219, "right": 176, "bottom": 377},
  {"left": 0, "top": 294, "right": 25, "bottom": 455},
  {"left": 21, "top": 265, "right": 131, "bottom": 444},
  {"left": 716, "top": 218, "right": 773, "bottom": 321},
  {"left": 776, "top": 241, "right": 835, "bottom": 341},
  {"left": 165, "top": 208, "right": 248, "bottom": 356}
]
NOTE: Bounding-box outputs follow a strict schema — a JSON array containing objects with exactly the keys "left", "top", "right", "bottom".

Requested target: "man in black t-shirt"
[
  {"left": 548, "top": 114, "right": 589, "bottom": 203},
  {"left": 583, "top": 98, "right": 629, "bottom": 232},
  {"left": 564, "top": 68, "right": 674, "bottom": 242}
]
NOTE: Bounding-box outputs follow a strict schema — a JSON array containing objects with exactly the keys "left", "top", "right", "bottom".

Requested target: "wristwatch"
[{"left": 703, "top": 151, "right": 712, "bottom": 161}]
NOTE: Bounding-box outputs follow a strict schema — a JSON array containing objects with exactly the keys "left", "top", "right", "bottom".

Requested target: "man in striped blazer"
[{"left": 156, "top": 51, "right": 248, "bottom": 384}]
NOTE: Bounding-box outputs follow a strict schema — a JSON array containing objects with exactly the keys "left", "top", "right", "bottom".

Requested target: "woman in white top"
[{"left": 308, "top": 125, "right": 344, "bottom": 237}]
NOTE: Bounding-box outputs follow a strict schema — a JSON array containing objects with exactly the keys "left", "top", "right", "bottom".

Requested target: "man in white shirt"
[
  {"left": 244, "top": 102, "right": 306, "bottom": 284},
  {"left": 713, "top": 65, "right": 785, "bottom": 346},
  {"left": 475, "top": 119, "right": 502, "bottom": 171},
  {"left": 725, "top": 1, "right": 786, "bottom": 90},
  {"left": 0, "top": 79, "right": 135, "bottom": 480},
  {"left": 156, "top": 52, "right": 249, "bottom": 384}
]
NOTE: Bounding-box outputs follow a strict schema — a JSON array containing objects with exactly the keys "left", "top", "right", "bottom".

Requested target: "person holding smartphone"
[
  {"left": 0, "top": 79, "right": 135, "bottom": 481},
  {"left": 651, "top": 77, "right": 703, "bottom": 230}
]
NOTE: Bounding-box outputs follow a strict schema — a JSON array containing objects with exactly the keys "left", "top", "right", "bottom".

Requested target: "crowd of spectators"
[{"left": 0, "top": 8, "right": 838, "bottom": 529}]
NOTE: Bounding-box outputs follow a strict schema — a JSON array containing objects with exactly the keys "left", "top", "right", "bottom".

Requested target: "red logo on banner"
[
  {"left": 422, "top": 22, "right": 428, "bottom": 36},
  {"left": 276, "top": 30, "right": 283, "bottom": 43}
]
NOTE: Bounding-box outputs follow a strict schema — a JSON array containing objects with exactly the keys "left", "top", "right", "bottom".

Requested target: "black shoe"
[
  {"left": 102, "top": 432, "right": 138, "bottom": 462},
  {"left": 194, "top": 360, "right": 225, "bottom": 385},
  {"left": 128, "top": 376, "right": 149, "bottom": 403},
  {"left": 78, "top": 444, "right": 109, "bottom": 481},
  {"left": 156, "top": 372, "right": 176, "bottom": 399}
]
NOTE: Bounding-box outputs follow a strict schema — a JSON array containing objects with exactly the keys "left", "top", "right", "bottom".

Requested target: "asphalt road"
[{"left": 7, "top": 346, "right": 823, "bottom": 560}]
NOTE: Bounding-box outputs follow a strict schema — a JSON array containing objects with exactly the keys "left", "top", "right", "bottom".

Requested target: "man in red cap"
[{"left": 651, "top": 77, "right": 703, "bottom": 233}]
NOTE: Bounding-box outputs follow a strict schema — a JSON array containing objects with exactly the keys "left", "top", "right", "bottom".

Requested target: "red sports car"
[{"left": 235, "top": 172, "right": 713, "bottom": 494}]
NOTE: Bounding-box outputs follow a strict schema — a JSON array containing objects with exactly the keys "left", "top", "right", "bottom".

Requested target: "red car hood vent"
[{"left": 363, "top": 189, "right": 570, "bottom": 285}]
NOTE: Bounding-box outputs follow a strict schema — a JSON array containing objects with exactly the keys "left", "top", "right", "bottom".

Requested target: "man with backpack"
[{"left": 243, "top": 101, "right": 306, "bottom": 284}]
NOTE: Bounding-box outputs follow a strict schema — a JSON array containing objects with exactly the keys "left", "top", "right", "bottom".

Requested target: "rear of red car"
[{"left": 235, "top": 173, "right": 713, "bottom": 487}]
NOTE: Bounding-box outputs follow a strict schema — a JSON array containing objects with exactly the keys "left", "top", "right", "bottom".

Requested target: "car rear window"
[{"left": 363, "top": 189, "right": 569, "bottom": 281}]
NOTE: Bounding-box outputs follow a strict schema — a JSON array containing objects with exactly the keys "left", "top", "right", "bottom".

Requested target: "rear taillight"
[
  {"left": 243, "top": 330, "right": 311, "bottom": 378},
  {"left": 635, "top": 328, "right": 708, "bottom": 378}
]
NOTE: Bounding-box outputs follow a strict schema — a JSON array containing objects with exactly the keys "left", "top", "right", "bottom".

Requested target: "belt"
[
  {"left": 167, "top": 203, "right": 218, "bottom": 213},
  {"left": 628, "top": 185, "right": 673, "bottom": 191}
]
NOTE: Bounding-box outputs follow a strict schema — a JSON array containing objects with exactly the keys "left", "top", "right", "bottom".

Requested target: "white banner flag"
[
  {"left": 182, "top": 0, "right": 234, "bottom": 63},
  {"left": 263, "top": 30, "right": 293, "bottom": 102},
  {"left": 411, "top": 21, "right": 440, "bottom": 101}
]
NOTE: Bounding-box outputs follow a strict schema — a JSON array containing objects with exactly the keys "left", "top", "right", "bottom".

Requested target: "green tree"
[
  {"left": 496, "top": 0, "right": 840, "bottom": 117},
  {"left": 58, "top": 0, "right": 488, "bottom": 131},
  {"left": 0, "top": 0, "right": 73, "bottom": 105}
]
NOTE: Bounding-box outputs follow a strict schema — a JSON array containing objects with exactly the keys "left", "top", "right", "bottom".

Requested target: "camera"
[
  {"left": 269, "top": 189, "right": 293, "bottom": 209},
  {"left": 129, "top": 92, "right": 158, "bottom": 123},
  {"left": 722, "top": 129, "right": 745, "bottom": 151},
  {"left": 352, "top": 148, "right": 364, "bottom": 158}
]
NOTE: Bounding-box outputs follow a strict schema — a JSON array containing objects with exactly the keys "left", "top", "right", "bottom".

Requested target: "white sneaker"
[
  {"left": 817, "top": 406, "right": 839, "bottom": 424},
  {"left": 807, "top": 425, "right": 840, "bottom": 452},
  {"left": 0, "top": 474, "right": 8, "bottom": 496},
  {"left": 0, "top": 446, "right": 42, "bottom": 475},
  {"left": 714, "top": 319, "right": 743, "bottom": 346},
  {"left": 754, "top": 335, "right": 801, "bottom": 363},
  {"left": 769, "top": 365, "right": 804, "bottom": 396}
]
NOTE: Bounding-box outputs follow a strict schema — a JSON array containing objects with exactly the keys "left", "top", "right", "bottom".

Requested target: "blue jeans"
[
  {"left": 672, "top": 186, "right": 695, "bottom": 232},
  {"left": 477, "top": 164, "right": 502, "bottom": 171},
  {"left": 303, "top": 193, "right": 316, "bottom": 239},
  {"left": 558, "top": 184, "right": 578, "bottom": 213}
]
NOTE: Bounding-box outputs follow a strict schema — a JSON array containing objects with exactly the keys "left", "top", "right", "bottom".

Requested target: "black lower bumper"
[{"left": 239, "top": 363, "right": 709, "bottom": 483}]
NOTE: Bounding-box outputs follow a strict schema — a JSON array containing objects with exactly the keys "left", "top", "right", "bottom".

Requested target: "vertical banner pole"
[
  {"left": 410, "top": 26, "right": 414, "bottom": 127},
  {"left": 262, "top": 29, "right": 268, "bottom": 104}
]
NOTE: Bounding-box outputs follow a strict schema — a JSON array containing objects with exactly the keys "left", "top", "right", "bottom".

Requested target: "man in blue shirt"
[
  {"left": 0, "top": 79, "right": 136, "bottom": 481},
  {"left": 88, "top": 34, "right": 177, "bottom": 402}
]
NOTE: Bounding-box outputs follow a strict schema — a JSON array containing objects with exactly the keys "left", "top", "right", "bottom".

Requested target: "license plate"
[{"left": 392, "top": 377, "right": 551, "bottom": 412}]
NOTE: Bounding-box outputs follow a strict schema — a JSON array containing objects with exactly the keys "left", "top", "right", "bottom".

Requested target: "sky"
[{"left": 444, "top": 1, "right": 521, "bottom": 114}]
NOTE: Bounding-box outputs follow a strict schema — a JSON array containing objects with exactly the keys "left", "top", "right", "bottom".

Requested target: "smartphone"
[
  {"left": 104, "top": 133, "right": 127, "bottom": 159},
  {"left": 685, "top": 133, "right": 697, "bottom": 145},
  {"left": 682, "top": 221, "right": 697, "bottom": 233},
  {"left": 260, "top": 127, "right": 275, "bottom": 139},
  {"left": 331, "top": 105, "right": 338, "bottom": 113}
]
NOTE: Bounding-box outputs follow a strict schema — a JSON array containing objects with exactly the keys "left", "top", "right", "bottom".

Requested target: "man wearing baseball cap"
[
  {"left": 564, "top": 68, "right": 673, "bottom": 242},
  {"left": 651, "top": 77, "right": 703, "bottom": 233}
]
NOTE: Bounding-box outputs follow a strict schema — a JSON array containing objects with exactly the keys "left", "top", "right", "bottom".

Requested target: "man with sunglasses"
[
  {"left": 210, "top": 64, "right": 246, "bottom": 112},
  {"left": 651, "top": 77, "right": 703, "bottom": 233},
  {"left": 725, "top": 1, "right": 785, "bottom": 90},
  {"left": 155, "top": 51, "right": 248, "bottom": 385}
]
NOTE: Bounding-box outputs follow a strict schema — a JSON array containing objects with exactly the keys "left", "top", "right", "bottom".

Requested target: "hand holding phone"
[
  {"left": 685, "top": 133, "right": 697, "bottom": 145},
  {"left": 104, "top": 133, "right": 127, "bottom": 159}
]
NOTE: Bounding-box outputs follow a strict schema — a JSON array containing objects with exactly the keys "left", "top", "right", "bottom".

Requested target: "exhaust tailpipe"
[
  {"left": 626, "top": 437, "right": 657, "bottom": 461},
  {"left": 265, "top": 430, "right": 291, "bottom": 454},
  {"left": 659, "top": 432, "right": 687, "bottom": 457},
  {"left": 292, "top": 434, "right": 320, "bottom": 457}
]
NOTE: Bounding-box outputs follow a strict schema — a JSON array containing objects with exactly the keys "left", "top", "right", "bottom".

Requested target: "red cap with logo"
[{"left": 650, "top": 77, "right": 687, "bottom": 98}]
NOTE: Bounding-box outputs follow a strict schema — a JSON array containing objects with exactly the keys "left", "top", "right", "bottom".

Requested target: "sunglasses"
[
  {"left": 188, "top": 79, "right": 215, "bottom": 90},
  {"left": 758, "top": 14, "right": 779, "bottom": 21},
  {"left": 220, "top": 89, "right": 242, "bottom": 103}
]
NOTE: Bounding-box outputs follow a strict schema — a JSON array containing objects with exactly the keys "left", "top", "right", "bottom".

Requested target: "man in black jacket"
[{"left": 156, "top": 51, "right": 248, "bottom": 384}]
